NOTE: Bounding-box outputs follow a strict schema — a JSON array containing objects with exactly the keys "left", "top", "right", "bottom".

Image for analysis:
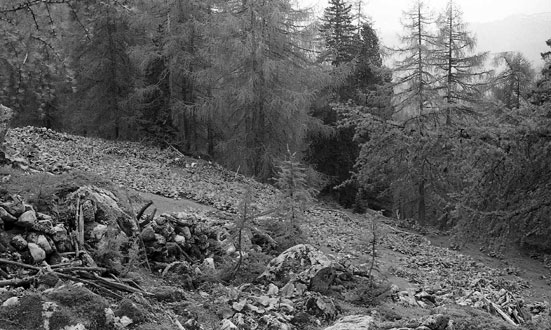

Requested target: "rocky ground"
[{"left": 0, "top": 126, "right": 550, "bottom": 330}]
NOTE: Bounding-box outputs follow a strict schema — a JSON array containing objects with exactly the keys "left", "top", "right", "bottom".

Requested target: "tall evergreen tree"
[
  {"left": 433, "top": 0, "right": 489, "bottom": 124},
  {"left": 319, "top": 0, "right": 357, "bottom": 66}
]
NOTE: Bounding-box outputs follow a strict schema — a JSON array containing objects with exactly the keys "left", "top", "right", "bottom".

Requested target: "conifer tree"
[
  {"left": 393, "top": 0, "right": 437, "bottom": 119},
  {"left": 275, "top": 149, "right": 317, "bottom": 225},
  {"left": 319, "top": 0, "right": 357, "bottom": 66},
  {"left": 66, "top": 1, "right": 134, "bottom": 138},
  {"left": 492, "top": 52, "right": 535, "bottom": 109},
  {"left": 206, "top": 0, "right": 322, "bottom": 180},
  {"left": 391, "top": 0, "right": 436, "bottom": 224},
  {"left": 530, "top": 39, "right": 551, "bottom": 106},
  {"left": 433, "top": 0, "right": 489, "bottom": 124}
]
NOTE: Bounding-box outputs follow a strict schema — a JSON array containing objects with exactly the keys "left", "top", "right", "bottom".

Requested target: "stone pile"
[{"left": 0, "top": 185, "right": 239, "bottom": 274}]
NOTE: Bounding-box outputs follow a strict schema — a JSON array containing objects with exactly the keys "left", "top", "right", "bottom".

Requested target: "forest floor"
[{"left": 1, "top": 126, "right": 551, "bottom": 330}]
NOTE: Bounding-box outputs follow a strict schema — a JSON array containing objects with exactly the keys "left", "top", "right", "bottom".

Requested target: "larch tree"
[
  {"left": 393, "top": 0, "right": 437, "bottom": 120},
  {"left": 391, "top": 0, "right": 437, "bottom": 224},
  {"left": 492, "top": 52, "right": 535, "bottom": 109},
  {"left": 0, "top": 0, "right": 69, "bottom": 128},
  {"left": 433, "top": 0, "right": 489, "bottom": 125},
  {"left": 206, "top": 0, "right": 322, "bottom": 180},
  {"left": 127, "top": 0, "right": 215, "bottom": 152},
  {"left": 65, "top": 1, "right": 134, "bottom": 138}
]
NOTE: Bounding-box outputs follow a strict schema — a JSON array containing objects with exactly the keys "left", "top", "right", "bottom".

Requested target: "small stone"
[
  {"left": 119, "top": 316, "right": 133, "bottom": 327},
  {"left": 17, "top": 210, "right": 37, "bottom": 228},
  {"left": 155, "top": 216, "right": 167, "bottom": 226},
  {"left": 202, "top": 257, "right": 215, "bottom": 270},
  {"left": 155, "top": 234, "right": 166, "bottom": 245},
  {"left": 181, "top": 226, "right": 192, "bottom": 240},
  {"left": 11, "top": 235, "right": 28, "bottom": 251},
  {"left": 36, "top": 212, "right": 53, "bottom": 222},
  {"left": 2, "top": 296, "right": 20, "bottom": 307},
  {"left": 1, "top": 198, "right": 25, "bottom": 217},
  {"left": 141, "top": 226, "right": 155, "bottom": 242},
  {"left": 37, "top": 235, "right": 54, "bottom": 255},
  {"left": 174, "top": 235, "right": 186, "bottom": 245},
  {"left": 28, "top": 242, "right": 46, "bottom": 263},
  {"left": 91, "top": 224, "right": 108, "bottom": 241},
  {"left": 52, "top": 224, "right": 69, "bottom": 242},
  {"left": 0, "top": 207, "right": 17, "bottom": 223}
]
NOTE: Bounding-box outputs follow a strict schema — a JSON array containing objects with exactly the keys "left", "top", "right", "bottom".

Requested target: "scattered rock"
[
  {"left": 141, "top": 226, "right": 156, "bottom": 242},
  {"left": 2, "top": 296, "right": 20, "bottom": 307},
  {"left": 27, "top": 243, "right": 46, "bottom": 263},
  {"left": 11, "top": 235, "right": 28, "bottom": 251},
  {"left": 36, "top": 235, "right": 54, "bottom": 255},
  {"left": 0, "top": 207, "right": 17, "bottom": 223},
  {"left": 323, "top": 315, "right": 374, "bottom": 330},
  {"left": 17, "top": 210, "right": 37, "bottom": 228}
]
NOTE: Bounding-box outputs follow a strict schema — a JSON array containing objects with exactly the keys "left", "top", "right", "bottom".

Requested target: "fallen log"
[{"left": 0, "top": 276, "right": 36, "bottom": 287}]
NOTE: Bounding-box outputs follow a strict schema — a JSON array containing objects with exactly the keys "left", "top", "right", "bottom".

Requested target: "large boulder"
[{"left": 257, "top": 244, "right": 333, "bottom": 287}]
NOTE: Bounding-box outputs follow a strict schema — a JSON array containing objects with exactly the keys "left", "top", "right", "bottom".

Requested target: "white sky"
[{"left": 295, "top": 0, "right": 551, "bottom": 36}]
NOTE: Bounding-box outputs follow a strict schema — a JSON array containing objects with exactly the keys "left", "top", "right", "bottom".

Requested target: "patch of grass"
[
  {"left": 435, "top": 305, "right": 518, "bottom": 330},
  {"left": 0, "top": 294, "right": 44, "bottom": 330}
]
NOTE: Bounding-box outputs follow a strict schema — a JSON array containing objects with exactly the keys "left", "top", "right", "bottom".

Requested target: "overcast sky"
[{"left": 295, "top": 0, "right": 551, "bottom": 41}]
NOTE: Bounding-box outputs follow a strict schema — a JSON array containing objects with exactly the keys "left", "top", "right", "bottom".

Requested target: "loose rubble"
[{"left": 0, "top": 124, "right": 550, "bottom": 329}]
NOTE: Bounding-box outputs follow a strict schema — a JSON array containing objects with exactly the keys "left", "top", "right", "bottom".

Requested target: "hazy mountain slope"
[
  {"left": 471, "top": 12, "right": 551, "bottom": 68},
  {"left": 379, "top": 12, "right": 551, "bottom": 69}
]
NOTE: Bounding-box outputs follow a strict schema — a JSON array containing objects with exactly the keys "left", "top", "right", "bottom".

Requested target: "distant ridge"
[{"left": 471, "top": 12, "right": 551, "bottom": 68}]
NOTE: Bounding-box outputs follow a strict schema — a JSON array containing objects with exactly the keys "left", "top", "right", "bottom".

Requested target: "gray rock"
[
  {"left": 141, "top": 226, "right": 156, "bottom": 242},
  {"left": 155, "top": 234, "right": 166, "bottom": 245},
  {"left": 324, "top": 315, "right": 374, "bottom": 330},
  {"left": 37, "top": 235, "right": 54, "bottom": 255},
  {"left": 2, "top": 296, "right": 19, "bottom": 307},
  {"left": 181, "top": 226, "right": 192, "bottom": 240},
  {"left": 91, "top": 224, "right": 108, "bottom": 241},
  {"left": 0, "top": 196, "right": 25, "bottom": 217},
  {"left": 17, "top": 210, "right": 37, "bottom": 228},
  {"left": 11, "top": 235, "right": 28, "bottom": 251},
  {"left": 36, "top": 212, "right": 53, "bottom": 222},
  {"left": 52, "top": 224, "right": 69, "bottom": 243},
  {"left": 28, "top": 242, "right": 46, "bottom": 263},
  {"left": 52, "top": 224, "right": 72, "bottom": 253},
  {"left": 174, "top": 235, "right": 186, "bottom": 246},
  {"left": 0, "top": 207, "right": 17, "bottom": 223},
  {"left": 258, "top": 244, "right": 333, "bottom": 285}
]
